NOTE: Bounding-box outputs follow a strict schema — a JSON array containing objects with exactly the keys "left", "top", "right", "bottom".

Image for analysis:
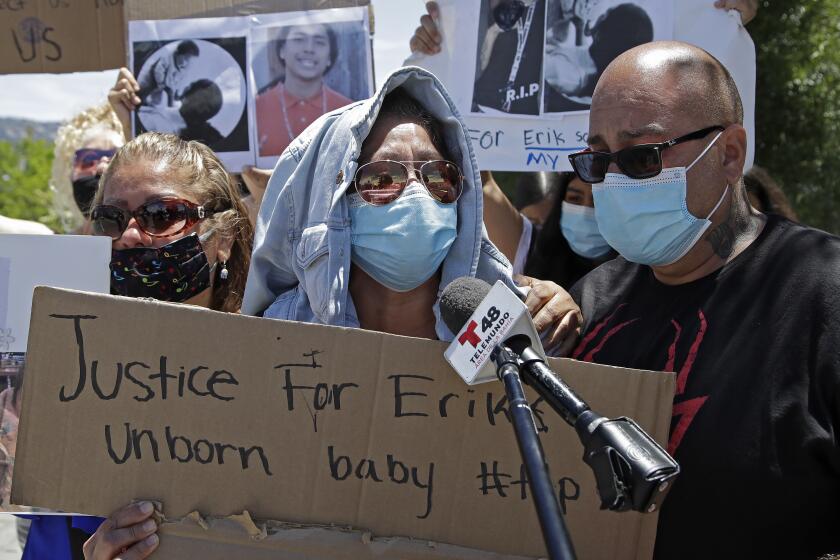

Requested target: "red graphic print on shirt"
[{"left": 572, "top": 306, "right": 710, "bottom": 455}]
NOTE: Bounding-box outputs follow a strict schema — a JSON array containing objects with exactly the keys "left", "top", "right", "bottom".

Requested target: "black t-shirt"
[{"left": 570, "top": 215, "right": 840, "bottom": 559}]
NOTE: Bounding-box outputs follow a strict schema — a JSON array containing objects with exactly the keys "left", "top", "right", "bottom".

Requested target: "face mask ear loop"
[
  {"left": 705, "top": 184, "right": 730, "bottom": 220},
  {"left": 686, "top": 131, "right": 724, "bottom": 171}
]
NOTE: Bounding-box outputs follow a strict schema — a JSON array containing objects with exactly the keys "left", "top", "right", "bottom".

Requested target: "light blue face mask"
[
  {"left": 349, "top": 184, "right": 458, "bottom": 292},
  {"left": 593, "top": 132, "right": 728, "bottom": 266},
  {"left": 560, "top": 201, "right": 612, "bottom": 259}
]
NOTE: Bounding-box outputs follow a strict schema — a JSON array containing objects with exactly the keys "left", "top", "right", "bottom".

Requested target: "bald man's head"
[{"left": 593, "top": 41, "right": 743, "bottom": 130}]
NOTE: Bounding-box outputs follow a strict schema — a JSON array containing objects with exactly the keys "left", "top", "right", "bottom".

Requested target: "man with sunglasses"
[{"left": 567, "top": 41, "right": 840, "bottom": 558}]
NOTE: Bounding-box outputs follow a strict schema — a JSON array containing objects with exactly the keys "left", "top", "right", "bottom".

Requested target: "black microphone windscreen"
[{"left": 440, "top": 276, "right": 492, "bottom": 335}]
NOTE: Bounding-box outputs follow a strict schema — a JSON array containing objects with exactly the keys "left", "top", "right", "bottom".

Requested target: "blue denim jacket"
[{"left": 242, "top": 67, "right": 517, "bottom": 340}]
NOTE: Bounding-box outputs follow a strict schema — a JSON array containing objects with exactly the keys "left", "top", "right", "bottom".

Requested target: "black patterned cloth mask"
[{"left": 109, "top": 232, "right": 213, "bottom": 303}]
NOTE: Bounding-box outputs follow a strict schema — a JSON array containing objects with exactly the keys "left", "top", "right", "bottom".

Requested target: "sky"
[{"left": 0, "top": 0, "right": 425, "bottom": 123}]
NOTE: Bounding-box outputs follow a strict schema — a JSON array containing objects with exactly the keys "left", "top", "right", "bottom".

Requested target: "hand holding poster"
[{"left": 408, "top": 0, "right": 754, "bottom": 172}]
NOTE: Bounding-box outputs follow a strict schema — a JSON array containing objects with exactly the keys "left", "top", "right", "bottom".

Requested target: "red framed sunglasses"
[
  {"left": 73, "top": 148, "right": 116, "bottom": 172},
  {"left": 91, "top": 198, "right": 216, "bottom": 240},
  {"left": 352, "top": 160, "right": 463, "bottom": 206}
]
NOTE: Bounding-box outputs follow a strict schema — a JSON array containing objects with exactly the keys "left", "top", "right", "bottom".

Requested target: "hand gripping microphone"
[{"left": 441, "top": 277, "right": 680, "bottom": 514}]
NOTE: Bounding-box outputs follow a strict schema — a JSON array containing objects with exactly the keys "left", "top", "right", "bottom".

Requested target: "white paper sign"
[
  {"left": 0, "top": 235, "right": 110, "bottom": 353},
  {"left": 407, "top": 0, "right": 755, "bottom": 172},
  {"left": 128, "top": 7, "right": 374, "bottom": 172}
]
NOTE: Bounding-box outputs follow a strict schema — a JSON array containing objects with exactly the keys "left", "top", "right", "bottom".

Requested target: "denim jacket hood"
[{"left": 241, "top": 66, "right": 516, "bottom": 340}]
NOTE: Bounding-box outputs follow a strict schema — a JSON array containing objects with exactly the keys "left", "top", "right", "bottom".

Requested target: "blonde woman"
[{"left": 50, "top": 103, "right": 124, "bottom": 233}]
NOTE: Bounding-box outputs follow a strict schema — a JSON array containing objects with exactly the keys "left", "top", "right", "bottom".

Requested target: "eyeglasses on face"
[
  {"left": 352, "top": 160, "right": 464, "bottom": 206},
  {"left": 568, "top": 125, "right": 725, "bottom": 184},
  {"left": 73, "top": 149, "right": 116, "bottom": 171},
  {"left": 91, "top": 197, "right": 215, "bottom": 240}
]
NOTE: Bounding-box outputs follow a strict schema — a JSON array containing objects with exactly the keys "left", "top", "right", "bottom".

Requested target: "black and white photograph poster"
[
  {"left": 249, "top": 7, "right": 373, "bottom": 168},
  {"left": 407, "top": 0, "right": 749, "bottom": 172},
  {"left": 129, "top": 18, "right": 254, "bottom": 170},
  {"left": 471, "top": 0, "right": 546, "bottom": 116},
  {"left": 543, "top": 0, "right": 673, "bottom": 114}
]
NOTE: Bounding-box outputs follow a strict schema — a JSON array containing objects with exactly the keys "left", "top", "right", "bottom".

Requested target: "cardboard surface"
[
  {"left": 0, "top": 0, "right": 370, "bottom": 75},
  {"left": 14, "top": 287, "right": 675, "bottom": 558},
  {"left": 155, "top": 512, "right": 535, "bottom": 559},
  {"left": 0, "top": 0, "right": 125, "bottom": 74}
]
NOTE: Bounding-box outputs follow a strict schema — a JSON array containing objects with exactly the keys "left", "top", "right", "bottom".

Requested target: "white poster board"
[
  {"left": 407, "top": 0, "right": 755, "bottom": 172},
  {"left": 0, "top": 234, "right": 111, "bottom": 353},
  {"left": 128, "top": 7, "right": 373, "bottom": 172},
  {"left": 129, "top": 17, "right": 254, "bottom": 171}
]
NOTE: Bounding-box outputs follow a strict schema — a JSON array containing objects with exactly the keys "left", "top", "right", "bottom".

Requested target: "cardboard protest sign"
[
  {"left": 14, "top": 287, "right": 674, "bottom": 558},
  {"left": 407, "top": 0, "right": 755, "bottom": 172},
  {"left": 0, "top": 0, "right": 125, "bottom": 75},
  {"left": 0, "top": 0, "right": 370, "bottom": 75}
]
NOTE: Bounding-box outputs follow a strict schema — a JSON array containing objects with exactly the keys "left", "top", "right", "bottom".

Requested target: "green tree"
[
  {"left": 750, "top": 0, "right": 840, "bottom": 233},
  {"left": 0, "top": 137, "right": 59, "bottom": 232}
]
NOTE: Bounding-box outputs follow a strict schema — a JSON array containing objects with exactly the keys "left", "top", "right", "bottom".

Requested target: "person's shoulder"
[
  {"left": 762, "top": 215, "right": 840, "bottom": 270},
  {"left": 324, "top": 86, "right": 353, "bottom": 109},
  {"left": 570, "top": 255, "right": 641, "bottom": 303}
]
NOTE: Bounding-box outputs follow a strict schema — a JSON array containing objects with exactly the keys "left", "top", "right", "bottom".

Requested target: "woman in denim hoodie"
[{"left": 242, "top": 67, "right": 523, "bottom": 340}]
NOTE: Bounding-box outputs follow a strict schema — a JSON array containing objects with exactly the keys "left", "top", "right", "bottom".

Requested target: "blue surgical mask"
[
  {"left": 593, "top": 132, "right": 728, "bottom": 266},
  {"left": 560, "top": 201, "right": 612, "bottom": 259},
  {"left": 349, "top": 184, "right": 458, "bottom": 292}
]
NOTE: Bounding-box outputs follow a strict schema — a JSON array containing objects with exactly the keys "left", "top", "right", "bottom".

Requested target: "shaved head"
[
  {"left": 594, "top": 41, "right": 743, "bottom": 131},
  {"left": 585, "top": 40, "right": 756, "bottom": 281}
]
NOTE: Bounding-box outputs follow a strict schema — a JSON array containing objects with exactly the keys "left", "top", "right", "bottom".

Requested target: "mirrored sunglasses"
[{"left": 353, "top": 160, "right": 463, "bottom": 206}]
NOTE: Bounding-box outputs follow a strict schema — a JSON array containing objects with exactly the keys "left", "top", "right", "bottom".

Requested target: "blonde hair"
[
  {"left": 50, "top": 103, "right": 124, "bottom": 232},
  {"left": 96, "top": 132, "right": 253, "bottom": 313}
]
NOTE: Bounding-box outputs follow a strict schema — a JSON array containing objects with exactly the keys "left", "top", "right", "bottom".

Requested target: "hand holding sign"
[
  {"left": 83, "top": 501, "right": 159, "bottom": 560},
  {"left": 409, "top": 2, "right": 442, "bottom": 54},
  {"left": 108, "top": 67, "right": 142, "bottom": 140}
]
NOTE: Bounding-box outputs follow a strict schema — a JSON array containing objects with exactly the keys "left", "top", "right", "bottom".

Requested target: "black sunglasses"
[
  {"left": 91, "top": 198, "right": 216, "bottom": 240},
  {"left": 568, "top": 125, "right": 725, "bottom": 184}
]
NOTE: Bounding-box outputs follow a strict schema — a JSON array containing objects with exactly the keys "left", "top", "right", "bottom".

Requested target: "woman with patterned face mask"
[
  {"left": 73, "top": 133, "right": 253, "bottom": 560},
  {"left": 89, "top": 132, "right": 253, "bottom": 312},
  {"left": 26, "top": 133, "right": 253, "bottom": 560}
]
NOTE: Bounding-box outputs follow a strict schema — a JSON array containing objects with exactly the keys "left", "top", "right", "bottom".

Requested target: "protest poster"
[
  {"left": 128, "top": 6, "right": 373, "bottom": 170},
  {"left": 129, "top": 17, "right": 254, "bottom": 171},
  {"left": 0, "top": 0, "right": 124, "bottom": 75},
  {"left": 250, "top": 7, "right": 374, "bottom": 168},
  {"left": 407, "top": 0, "right": 755, "bottom": 172},
  {"left": 14, "top": 287, "right": 674, "bottom": 558},
  {"left": 0, "top": 234, "right": 110, "bottom": 509},
  {"left": 0, "top": 0, "right": 371, "bottom": 75}
]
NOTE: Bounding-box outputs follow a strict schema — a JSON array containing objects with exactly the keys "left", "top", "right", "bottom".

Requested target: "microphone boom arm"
[{"left": 505, "top": 335, "right": 680, "bottom": 514}]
